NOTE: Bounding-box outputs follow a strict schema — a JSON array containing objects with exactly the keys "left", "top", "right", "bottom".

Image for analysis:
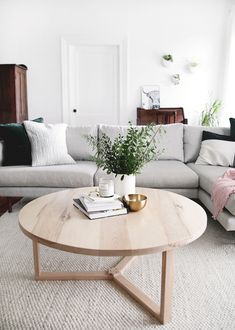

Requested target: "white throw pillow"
[
  {"left": 24, "top": 121, "right": 76, "bottom": 166},
  {"left": 195, "top": 140, "right": 235, "bottom": 167}
]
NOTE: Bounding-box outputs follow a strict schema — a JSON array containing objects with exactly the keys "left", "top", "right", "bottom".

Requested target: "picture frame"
[{"left": 141, "top": 85, "right": 160, "bottom": 110}]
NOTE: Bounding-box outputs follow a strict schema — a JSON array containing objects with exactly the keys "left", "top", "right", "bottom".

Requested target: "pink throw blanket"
[{"left": 211, "top": 169, "right": 235, "bottom": 219}]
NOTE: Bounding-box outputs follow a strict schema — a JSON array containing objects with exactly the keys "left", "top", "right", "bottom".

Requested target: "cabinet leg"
[{"left": 8, "top": 198, "right": 12, "bottom": 213}]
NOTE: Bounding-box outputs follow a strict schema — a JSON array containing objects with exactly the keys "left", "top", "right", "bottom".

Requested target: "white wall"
[
  {"left": 221, "top": 3, "right": 235, "bottom": 126},
  {"left": 0, "top": 0, "right": 232, "bottom": 125}
]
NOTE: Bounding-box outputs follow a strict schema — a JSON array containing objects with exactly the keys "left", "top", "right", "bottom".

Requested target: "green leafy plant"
[
  {"left": 200, "top": 100, "right": 222, "bottom": 127},
  {"left": 85, "top": 123, "right": 164, "bottom": 179},
  {"left": 189, "top": 61, "right": 199, "bottom": 67},
  {"left": 163, "top": 54, "right": 173, "bottom": 62}
]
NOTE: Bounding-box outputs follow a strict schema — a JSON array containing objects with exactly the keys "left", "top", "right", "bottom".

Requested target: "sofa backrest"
[
  {"left": 0, "top": 140, "right": 3, "bottom": 166},
  {"left": 66, "top": 125, "right": 97, "bottom": 160},
  {"left": 99, "top": 123, "right": 184, "bottom": 162},
  {"left": 183, "top": 125, "right": 230, "bottom": 163}
]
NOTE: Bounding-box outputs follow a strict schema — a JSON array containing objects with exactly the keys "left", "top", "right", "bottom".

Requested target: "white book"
[
  {"left": 73, "top": 199, "right": 127, "bottom": 220},
  {"left": 84, "top": 194, "right": 120, "bottom": 203},
  {"left": 74, "top": 197, "right": 123, "bottom": 213}
]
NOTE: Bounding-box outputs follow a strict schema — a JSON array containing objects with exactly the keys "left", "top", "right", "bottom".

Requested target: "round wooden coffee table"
[{"left": 19, "top": 187, "right": 207, "bottom": 324}]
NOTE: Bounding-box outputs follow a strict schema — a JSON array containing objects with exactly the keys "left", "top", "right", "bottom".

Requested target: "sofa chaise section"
[{"left": 187, "top": 163, "right": 235, "bottom": 231}]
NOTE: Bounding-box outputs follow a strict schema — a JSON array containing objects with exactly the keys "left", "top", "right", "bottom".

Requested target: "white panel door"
[{"left": 68, "top": 44, "right": 119, "bottom": 125}]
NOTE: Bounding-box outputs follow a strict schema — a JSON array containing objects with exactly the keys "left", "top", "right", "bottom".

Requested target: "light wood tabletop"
[
  {"left": 19, "top": 187, "right": 207, "bottom": 257},
  {"left": 19, "top": 187, "right": 207, "bottom": 324}
]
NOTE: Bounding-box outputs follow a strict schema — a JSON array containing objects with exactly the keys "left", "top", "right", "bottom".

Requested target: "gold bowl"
[{"left": 123, "top": 194, "right": 147, "bottom": 212}]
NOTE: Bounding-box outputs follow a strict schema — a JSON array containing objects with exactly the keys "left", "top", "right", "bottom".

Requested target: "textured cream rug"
[{"left": 0, "top": 199, "right": 235, "bottom": 330}]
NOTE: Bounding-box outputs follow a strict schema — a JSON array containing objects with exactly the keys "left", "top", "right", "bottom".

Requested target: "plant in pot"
[
  {"left": 85, "top": 123, "right": 164, "bottom": 197},
  {"left": 200, "top": 99, "right": 222, "bottom": 127},
  {"left": 162, "top": 54, "right": 173, "bottom": 67},
  {"left": 171, "top": 73, "right": 180, "bottom": 85},
  {"left": 188, "top": 61, "right": 199, "bottom": 73}
]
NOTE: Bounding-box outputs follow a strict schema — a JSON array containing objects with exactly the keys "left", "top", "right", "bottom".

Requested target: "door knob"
[{"left": 73, "top": 109, "right": 77, "bottom": 113}]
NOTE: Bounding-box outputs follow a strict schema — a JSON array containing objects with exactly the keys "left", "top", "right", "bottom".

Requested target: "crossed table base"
[{"left": 33, "top": 240, "right": 174, "bottom": 325}]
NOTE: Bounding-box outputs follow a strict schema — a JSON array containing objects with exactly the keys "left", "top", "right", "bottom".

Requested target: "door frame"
[{"left": 61, "top": 35, "right": 128, "bottom": 125}]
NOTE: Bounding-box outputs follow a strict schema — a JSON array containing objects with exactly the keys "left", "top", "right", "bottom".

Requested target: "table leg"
[
  {"left": 30, "top": 245, "right": 174, "bottom": 324},
  {"left": 160, "top": 250, "right": 174, "bottom": 324},
  {"left": 32, "top": 240, "right": 41, "bottom": 280}
]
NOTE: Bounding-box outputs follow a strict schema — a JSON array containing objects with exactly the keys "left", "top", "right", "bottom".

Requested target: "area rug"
[{"left": 0, "top": 199, "right": 235, "bottom": 330}]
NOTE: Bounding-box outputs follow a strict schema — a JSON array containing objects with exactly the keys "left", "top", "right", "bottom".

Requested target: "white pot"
[
  {"left": 114, "top": 174, "right": 136, "bottom": 197},
  {"left": 162, "top": 58, "right": 172, "bottom": 68}
]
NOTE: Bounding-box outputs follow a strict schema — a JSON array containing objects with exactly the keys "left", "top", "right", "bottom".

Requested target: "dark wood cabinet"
[
  {"left": 0, "top": 64, "right": 27, "bottom": 212},
  {"left": 0, "top": 64, "right": 28, "bottom": 123},
  {"left": 137, "top": 107, "right": 188, "bottom": 125}
]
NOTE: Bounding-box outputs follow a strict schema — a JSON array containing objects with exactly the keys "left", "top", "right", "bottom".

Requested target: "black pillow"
[
  {"left": 0, "top": 118, "right": 43, "bottom": 166},
  {"left": 230, "top": 118, "right": 235, "bottom": 138},
  {"left": 202, "top": 130, "right": 235, "bottom": 142}
]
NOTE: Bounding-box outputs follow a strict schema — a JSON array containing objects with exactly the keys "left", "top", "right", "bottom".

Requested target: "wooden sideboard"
[{"left": 137, "top": 107, "right": 188, "bottom": 125}]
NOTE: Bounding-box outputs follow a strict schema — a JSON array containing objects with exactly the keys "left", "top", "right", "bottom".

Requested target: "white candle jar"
[{"left": 99, "top": 178, "right": 114, "bottom": 197}]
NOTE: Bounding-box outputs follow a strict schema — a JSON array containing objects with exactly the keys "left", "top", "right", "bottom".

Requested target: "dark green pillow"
[
  {"left": 230, "top": 118, "right": 235, "bottom": 138},
  {"left": 202, "top": 130, "right": 235, "bottom": 142},
  {"left": 0, "top": 118, "right": 43, "bottom": 166}
]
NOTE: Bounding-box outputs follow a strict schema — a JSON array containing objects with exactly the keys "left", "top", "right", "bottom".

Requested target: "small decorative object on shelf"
[
  {"left": 162, "top": 54, "right": 173, "bottom": 67},
  {"left": 85, "top": 122, "right": 164, "bottom": 197},
  {"left": 171, "top": 74, "right": 180, "bottom": 85},
  {"left": 141, "top": 85, "right": 160, "bottom": 109},
  {"left": 200, "top": 99, "right": 222, "bottom": 127}
]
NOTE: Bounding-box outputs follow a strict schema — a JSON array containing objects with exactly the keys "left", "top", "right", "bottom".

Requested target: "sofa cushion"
[
  {"left": 137, "top": 161, "right": 198, "bottom": 188},
  {"left": 0, "top": 161, "right": 97, "bottom": 188},
  {"left": 0, "top": 117, "right": 44, "bottom": 166},
  {"left": 202, "top": 130, "right": 235, "bottom": 142},
  {"left": 99, "top": 124, "right": 184, "bottom": 161},
  {"left": 24, "top": 121, "right": 75, "bottom": 166},
  {"left": 187, "top": 163, "right": 235, "bottom": 216},
  {"left": 230, "top": 118, "right": 235, "bottom": 138},
  {"left": 95, "top": 160, "right": 198, "bottom": 189},
  {"left": 195, "top": 140, "right": 235, "bottom": 167},
  {"left": 183, "top": 126, "right": 230, "bottom": 163},
  {"left": 0, "top": 140, "right": 3, "bottom": 166},
  {"left": 66, "top": 126, "right": 97, "bottom": 160}
]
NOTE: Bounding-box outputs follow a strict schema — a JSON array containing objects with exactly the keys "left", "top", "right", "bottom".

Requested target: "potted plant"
[
  {"left": 188, "top": 61, "right": 199, "bottom": 73},
  {"left": 200, "top": 100, "right": 222, "bottom": 127},
  {"left": 85, "top": 123, "right": 164, "bottom": 197},
  {"left": 162, "top": 54, "right": 173, "bottom": 67},
  {"left": 171, "top": 74, "right": 180, "bottom": 85}
]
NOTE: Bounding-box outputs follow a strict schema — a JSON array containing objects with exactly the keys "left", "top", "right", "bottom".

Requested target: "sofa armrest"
[{"left": 0, "top": 140, "right": 4, "bottom": 166}]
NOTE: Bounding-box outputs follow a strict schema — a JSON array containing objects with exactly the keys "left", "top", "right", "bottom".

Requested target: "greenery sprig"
[
  {"left": 201, "top": 100, "right": 222, "bottom": 127},
  {"left": 85, "top": 122, "right": 164, "bottom": 179}
]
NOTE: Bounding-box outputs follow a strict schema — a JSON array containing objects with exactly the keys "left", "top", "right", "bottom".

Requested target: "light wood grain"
[
  {"left": 37, "top": 271, "right": 113, "bottom": 281},
  {"left": 19, "top": 187, "right": 207, "bottom": 324},
  {"left": 160, "top": 250, "right": 174, "bottom": 324},
  {"left": 19, "top": 187, "right": 207, "bottom": 257},
  {"left": 113, "top": 272, "right": 161, "bottom": 319},
  {"left": 32, "top": 240, "right": 40, "bottom": 280}
]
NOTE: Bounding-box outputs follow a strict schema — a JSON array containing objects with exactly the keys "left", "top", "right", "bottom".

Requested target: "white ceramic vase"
[
  {"left": 114, "top": 174, "right": 136, "bottom": 197},
  {"left": 162, "top": 58, "right": 172, "bottom": 68}
]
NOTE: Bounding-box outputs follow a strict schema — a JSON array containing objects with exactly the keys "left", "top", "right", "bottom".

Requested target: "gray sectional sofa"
[{"left": 0, "top": 123, "right": 234, "bottom": 231}]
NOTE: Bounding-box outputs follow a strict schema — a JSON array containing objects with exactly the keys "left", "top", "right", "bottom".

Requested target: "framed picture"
[{"left": 141, "top": 85, "right": 160, "bottom": 110}]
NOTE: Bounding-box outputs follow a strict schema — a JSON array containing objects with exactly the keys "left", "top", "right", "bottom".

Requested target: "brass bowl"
[{"left": 123, "top": 194, "right": 147, "bottom": 212}]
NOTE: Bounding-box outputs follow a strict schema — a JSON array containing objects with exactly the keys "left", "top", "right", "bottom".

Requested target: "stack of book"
[{"left": 73, "top": 194, "right": 127, "bottom": 220}]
